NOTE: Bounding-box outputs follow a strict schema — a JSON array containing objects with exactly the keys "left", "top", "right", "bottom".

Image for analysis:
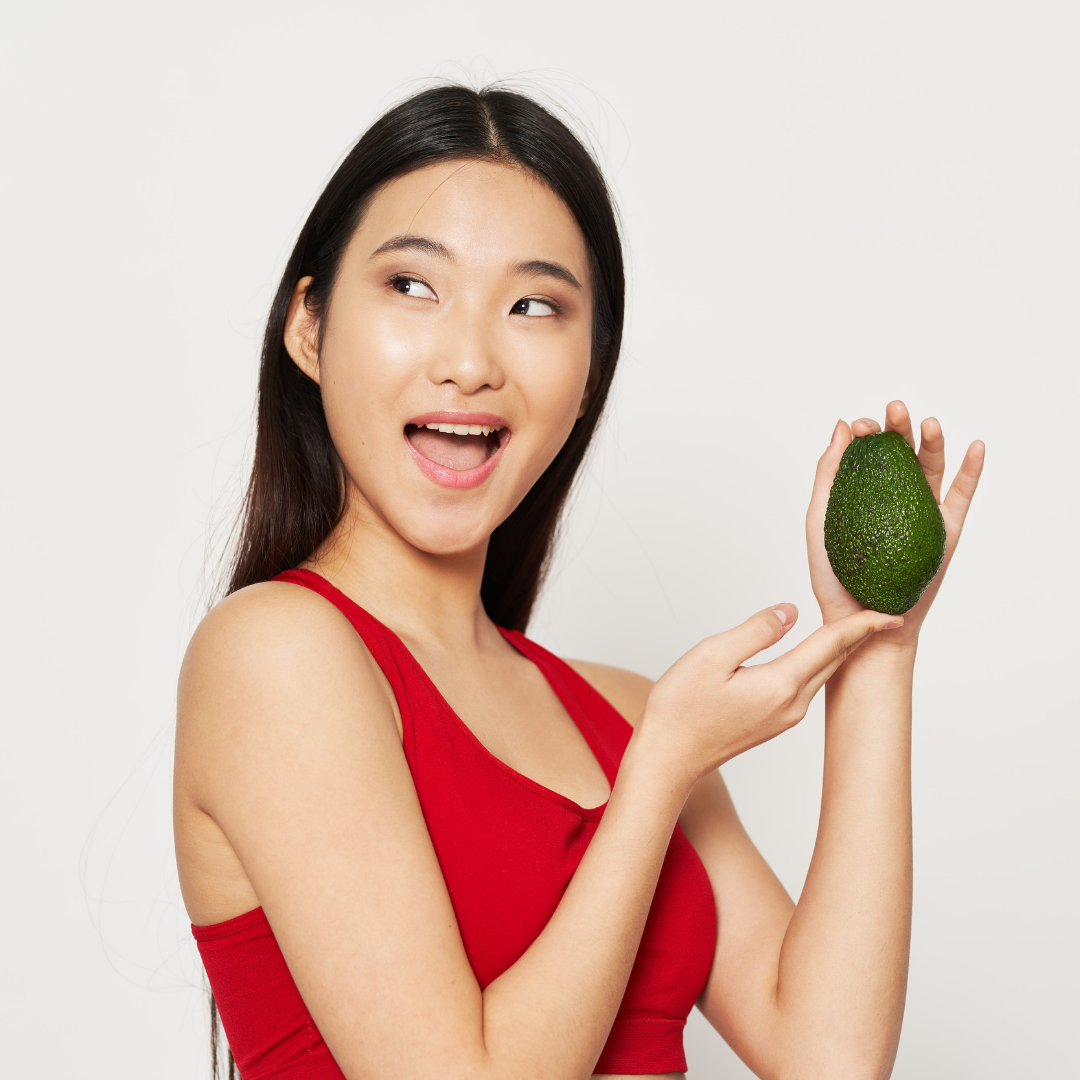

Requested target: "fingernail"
[
  {"left": 882, "top": 617, "right": 904, "bottom": 630},
  {"left": 771, "top": 605, "right": 794, "bottom": 628},
  {"left": 830, "top": 420, "right": 843, "bottom": 446}
]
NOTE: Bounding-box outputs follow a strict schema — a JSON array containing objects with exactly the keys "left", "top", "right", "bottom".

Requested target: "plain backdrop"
[{"left": 2, "top": 2, "right": 1077, "bottom": 1077}]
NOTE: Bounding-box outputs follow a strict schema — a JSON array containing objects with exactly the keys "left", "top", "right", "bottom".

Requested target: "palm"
[{"left": 805, "top": 400, "right": 984, "bottom": 646}]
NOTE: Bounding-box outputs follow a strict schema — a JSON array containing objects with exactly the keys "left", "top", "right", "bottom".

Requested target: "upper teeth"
[{"left": 425, "top": 423, "right": 502, "bottom": 436}]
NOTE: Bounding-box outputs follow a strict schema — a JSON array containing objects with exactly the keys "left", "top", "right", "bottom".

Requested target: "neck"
[{"left": 303, "top": 489, "right": 495, "bottom": 653}]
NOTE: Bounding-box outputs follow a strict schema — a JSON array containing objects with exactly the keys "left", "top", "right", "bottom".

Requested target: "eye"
[
  {"left": 510, "top": 297, "right": 558, "bottom": 317},
  {"left": 391, "top": 275, "right": 436, "bottom": 300}
]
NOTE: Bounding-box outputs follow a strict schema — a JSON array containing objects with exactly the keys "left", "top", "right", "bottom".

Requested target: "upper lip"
[{"left": 406, "top": 411, "right": 511, "bottom": 432}]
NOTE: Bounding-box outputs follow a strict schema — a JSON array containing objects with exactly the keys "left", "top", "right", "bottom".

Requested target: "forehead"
[{"left": 353, "top": 160, "right": 588, "bottom": 271}]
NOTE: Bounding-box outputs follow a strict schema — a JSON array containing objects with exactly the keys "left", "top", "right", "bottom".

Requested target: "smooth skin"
[{"left": 174, "top": 159, "right": 984, "bottom": 1080}]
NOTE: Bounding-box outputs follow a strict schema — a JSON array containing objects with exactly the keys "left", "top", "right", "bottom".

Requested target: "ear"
[
  {"left": 283, "top": 276, "right": 321, "bottom": 384},
  {"left": 576, "top": 358, "right": 601, "bottom": 420}
]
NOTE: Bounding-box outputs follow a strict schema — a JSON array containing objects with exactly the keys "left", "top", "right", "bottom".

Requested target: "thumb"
[
  {"left": 806, "top": 419, "right": 851, "bottom": 530},
  {"left": 718, "top": 604, "right": 799, "bottom": 669}
]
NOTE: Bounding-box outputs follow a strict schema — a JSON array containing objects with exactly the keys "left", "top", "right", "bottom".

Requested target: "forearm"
[
  {"left": 773, "top": 643, "right": 916, "bottom": 1078},
  {"left": 479, "top": 721, "right": 690, "bottom": 1080}
]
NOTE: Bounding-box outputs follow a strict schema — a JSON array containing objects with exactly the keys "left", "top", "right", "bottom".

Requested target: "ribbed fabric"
[
  {"left": 193, "top": 909, "right": 339, "bottom": 1080},
  {"left": 194, "top": 569, "right": 717, "bottom": 1076},
  {"left": 595, "top": 1017, "right": 688, "bottom": 1074}
]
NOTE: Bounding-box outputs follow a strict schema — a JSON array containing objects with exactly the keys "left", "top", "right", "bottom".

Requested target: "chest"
[
  {"left": 405, "top": 642, "right": 612, "bottom": 809},
  {"left": 390, "top": 646, "right": 717, "bottom": 1022}
]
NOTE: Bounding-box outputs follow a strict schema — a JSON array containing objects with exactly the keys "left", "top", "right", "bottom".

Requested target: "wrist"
[
  {"left": 832, "top": 634, "right": 918, "bottom": 684},
  {"left": 817, "top": 606, "right": 922, "bottom": 661},
  {"left": 617, "top": 712, "right": 697, "bottom": 809}
]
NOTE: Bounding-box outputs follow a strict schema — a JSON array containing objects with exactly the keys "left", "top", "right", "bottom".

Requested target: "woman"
[{"left": 174, "top": 85, "right": 983, "bottom": 1080}]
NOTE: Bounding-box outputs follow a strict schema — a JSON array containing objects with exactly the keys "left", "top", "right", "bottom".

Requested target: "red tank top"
[{"left": 193, "top": 569, "right": 717, "bottom": 1078}]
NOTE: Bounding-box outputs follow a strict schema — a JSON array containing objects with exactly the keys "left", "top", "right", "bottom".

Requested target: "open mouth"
[
  {"left": 403, "top": 417, "right": 511, "bottom": 489},
  {"left": 404, "top": 421, "right": 506, "bottom": 471}
]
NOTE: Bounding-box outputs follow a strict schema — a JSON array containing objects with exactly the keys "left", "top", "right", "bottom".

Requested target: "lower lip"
[{"left": 405, "top": 433, "right": 508, "bottom": 490}]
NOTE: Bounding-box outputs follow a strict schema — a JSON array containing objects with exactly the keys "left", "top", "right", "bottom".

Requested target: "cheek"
[
  {"left": 320, "top": 305, "right": 424, "bottom": 423},
  {"left": 520, "top": 338, "right": 592, "bottom": 449}
]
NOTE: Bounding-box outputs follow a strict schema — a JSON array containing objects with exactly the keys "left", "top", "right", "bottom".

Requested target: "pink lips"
[{"left": 405, "top": 412, "right": 511, "bottom": 490}]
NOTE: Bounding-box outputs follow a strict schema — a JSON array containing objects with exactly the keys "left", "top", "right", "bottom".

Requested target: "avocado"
[{"left": 824, "top": 430, "right": 946, "bottom": 615}]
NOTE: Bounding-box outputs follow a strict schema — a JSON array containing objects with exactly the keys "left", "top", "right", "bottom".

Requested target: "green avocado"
[{"left": 823, "top": 430, "right": 946, "bottom": 615}]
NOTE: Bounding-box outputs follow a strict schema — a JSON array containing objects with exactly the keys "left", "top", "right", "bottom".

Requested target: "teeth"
[{"left": 420, "top": 422, "right": 504, "bottom": 436}]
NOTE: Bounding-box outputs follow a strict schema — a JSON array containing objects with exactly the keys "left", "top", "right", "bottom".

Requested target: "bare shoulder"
[
  {"left": 563, "top": 658, "right": 653, "bottom": 727},
  {"left": 181, "top": 579, "right": 364, "bottom": 679},
  {"left": 176, "top": 580, "right": 398, "bottom": 797}
]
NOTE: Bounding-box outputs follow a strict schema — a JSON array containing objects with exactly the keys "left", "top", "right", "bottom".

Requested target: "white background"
[{"left": 2, "top": 2, "right": 1076, "bottom": 1076}]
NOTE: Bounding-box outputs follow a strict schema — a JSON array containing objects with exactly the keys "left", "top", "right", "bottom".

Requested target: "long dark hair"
[{"left": 226, "top": 83, "right": 625, "bottom": 631}]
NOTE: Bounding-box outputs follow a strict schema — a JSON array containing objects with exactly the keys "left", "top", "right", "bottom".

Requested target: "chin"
[{"left": 392, "top": 509, "right": 500, "bottom": 560}]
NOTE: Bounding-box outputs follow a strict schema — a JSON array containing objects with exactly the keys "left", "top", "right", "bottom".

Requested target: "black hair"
[
  {"left": 226, "top": 83, "right": 625, "bottom": 631},
  {"left": 213, "top": 81, "right": 625, "bottom": 1078}
]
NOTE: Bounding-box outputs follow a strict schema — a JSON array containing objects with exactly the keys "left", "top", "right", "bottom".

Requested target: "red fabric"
[{"left": 194, "top": 569, "right": 717, "bottom": 1078}]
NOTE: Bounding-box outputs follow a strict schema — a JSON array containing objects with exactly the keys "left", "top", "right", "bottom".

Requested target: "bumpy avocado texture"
[{"left": 824, "top": 430, "right": 946, "bottom": 615}]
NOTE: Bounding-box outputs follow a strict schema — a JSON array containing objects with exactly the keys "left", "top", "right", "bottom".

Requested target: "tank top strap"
[
  {"left": 273, "top": 569, "right": 633, "bottom": 789},
  {"left": 273, "top": 569, "right": 407, "bottom": 694},
  {"left": 498, "top": 629, "right": 633, "bottom": 783}
]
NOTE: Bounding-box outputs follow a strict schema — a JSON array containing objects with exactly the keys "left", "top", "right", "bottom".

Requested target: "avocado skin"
[{"left": 824, "top": 430, "right": 946, "bottom": 615}]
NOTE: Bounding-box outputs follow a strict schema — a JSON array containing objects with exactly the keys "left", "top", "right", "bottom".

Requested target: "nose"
[{"left": 427, "top": 300, "right": 505, "bottom": 395}]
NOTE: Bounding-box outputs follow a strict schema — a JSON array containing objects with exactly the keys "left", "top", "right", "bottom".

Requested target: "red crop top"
[{"left": 193, "top": 569, "right": 717, "bottom": 1078}]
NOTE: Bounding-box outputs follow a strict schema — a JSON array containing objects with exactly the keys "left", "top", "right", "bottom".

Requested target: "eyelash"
[
  {"left": 388, "top": 274, "right": 562, "bottom": 316},
  {"left": 388, "top": 274, "right": 434, "bottom": 298},
  {"left": 513, "top": 296, "right": 562, "bottom": 317}
]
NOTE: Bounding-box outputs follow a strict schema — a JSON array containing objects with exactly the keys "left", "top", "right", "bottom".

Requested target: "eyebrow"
[
  {"left": 369, "top": 234, "right": 454, "bottom": 260},
  {"left": 369, "top": 235, "right": 582, "bottom": 290},
  {"left": 513, "top": 259, "right": 582, "bottom": 290}
]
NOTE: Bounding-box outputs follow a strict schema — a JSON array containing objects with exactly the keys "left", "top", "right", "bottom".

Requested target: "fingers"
[
  {"left": 852, "top": 400, "right": 914, "bottom": 447},
  {"left": 848, "top": 404, "right": 946, "bottom": 504},
  {"left": 854, "top": 401, "right": 919, "bottom": 450},
  {"left": 717, "top": 604, "right": 800, "bottom": 670},
  {"left": 808, "top": 420, "right": 850, "bottom": 524},
  {"left": 917, "top": 416, "right": 946, "bottom": 502},
  {"left": 769, "top": 609, "right": 902, "bottom": 693},
  {"left": 883, "top": 399, "right": 917, "bottom": 450},
  {"left": 942, "top": 440, "right": 985, "bottom": 526}
]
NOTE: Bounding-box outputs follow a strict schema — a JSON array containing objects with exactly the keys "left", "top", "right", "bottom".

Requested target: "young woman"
[{"left": 174, "top": 85, "right": 983, "bottom": 1080}]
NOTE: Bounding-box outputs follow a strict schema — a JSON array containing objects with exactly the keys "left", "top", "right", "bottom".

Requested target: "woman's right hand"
[{"left": 638, "top": 604, "right": 902, "bottom": 788}]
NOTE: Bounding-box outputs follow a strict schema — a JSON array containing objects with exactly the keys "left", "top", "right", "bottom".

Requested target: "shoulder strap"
[
  {"left": 273, "top": 568, "right": 401, "bottom": 682},
  {"left": 500, "top": 629, "right": 633, "bottom": 781}
]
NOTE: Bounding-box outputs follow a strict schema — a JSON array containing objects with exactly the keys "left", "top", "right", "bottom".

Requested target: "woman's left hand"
[{"left": 805, "top": 399, "right": 985, "bottom": 648}]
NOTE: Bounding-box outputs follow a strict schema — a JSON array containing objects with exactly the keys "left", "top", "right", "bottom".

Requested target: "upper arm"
[
  {"left": 175, "top": 583, "right": 486, "bottom": 1079},
  {"left": 567, "top": 654, "right": 797, "bottom": 1059}
]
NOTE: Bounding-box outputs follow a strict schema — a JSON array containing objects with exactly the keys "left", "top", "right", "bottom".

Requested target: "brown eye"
[
  {"left": 392, "top": 276, "right": 436, "bottom": 300},
  {"left": 510, "top": 297, "right": 557, "bottom": 317}
]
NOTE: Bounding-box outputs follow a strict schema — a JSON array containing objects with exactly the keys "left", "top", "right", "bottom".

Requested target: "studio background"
[{"left": 2, "top": 2, "right": 1076, "bottom": 1077}]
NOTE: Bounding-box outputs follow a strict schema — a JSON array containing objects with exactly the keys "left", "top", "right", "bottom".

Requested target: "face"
[{"left": 284, "top": 160, "right": 594, "bottom": 557}]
